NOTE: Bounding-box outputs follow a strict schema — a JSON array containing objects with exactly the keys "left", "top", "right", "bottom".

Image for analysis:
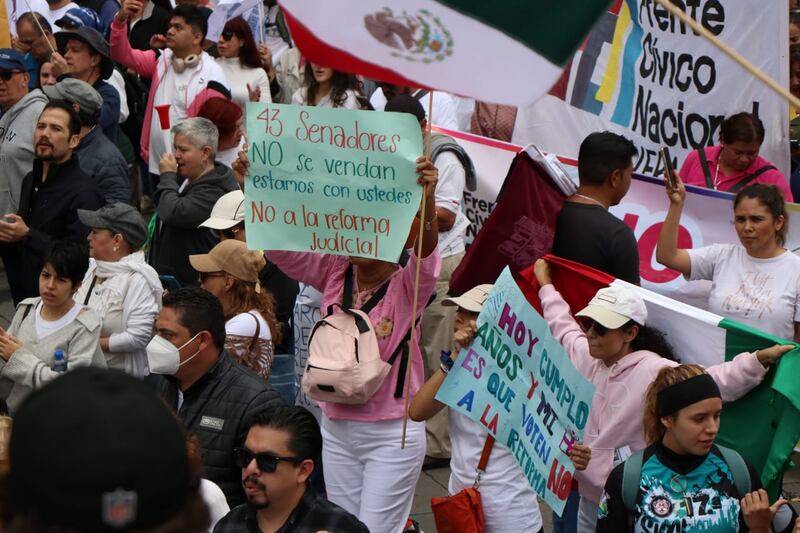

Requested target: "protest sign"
[
  {"left": 436, "top": 267, "right": 594, "bottom": 515},
  {"left": 245, "top": 103, "right": 423, "bottom": 262},
  {"left": 512, "top": 0, "right": 789, "bottom": 176}
]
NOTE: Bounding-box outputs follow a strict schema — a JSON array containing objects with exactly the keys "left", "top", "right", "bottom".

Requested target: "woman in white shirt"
[
  {"left": 216, "top": 16, "right": 272, "bottom": 109},
  {"left": 657, "top": 179, "right": 800, "bottom": 342},
  {"left": 191, "top": 239, "right": 281, "bottom": 381},
  {"left": 291, "top": 63, "right": 362, "bottom": 109},
  {"left": 74, "top": 203, "right": 162, "bottom": 377}
]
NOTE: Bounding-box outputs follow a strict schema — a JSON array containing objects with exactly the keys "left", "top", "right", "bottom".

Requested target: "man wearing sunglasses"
[
  {"left": 0, "top": 49, "right": 47, "bottom": 228},
  {"left": 215, "top": 405, "right": 368, "bottom": 533}
]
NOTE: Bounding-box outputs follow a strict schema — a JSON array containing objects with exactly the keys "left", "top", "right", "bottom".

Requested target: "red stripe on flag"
[{"left": 281, "top": 6, "right": 431, "bottom": 89}]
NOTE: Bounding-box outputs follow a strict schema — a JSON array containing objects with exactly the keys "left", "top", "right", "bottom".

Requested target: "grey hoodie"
[{"left": 0, "top": 89, "right": 48, "bottom": 216}]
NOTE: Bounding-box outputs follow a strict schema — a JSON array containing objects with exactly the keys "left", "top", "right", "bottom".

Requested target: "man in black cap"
[
  {"left": 50, "top": 25, "right": 120, "bottom": 142},
  {"left": 147, "top": 287, "right": 284, "bottom": 508},
  {"left": 44, "top": 78, "right": 129, "bottom": 204},
  {"left": 0, "top": 100, "right": 103, "bottom": 303},
  {"left": 2, "top": 367, "right": 211, "bottom": 532}
]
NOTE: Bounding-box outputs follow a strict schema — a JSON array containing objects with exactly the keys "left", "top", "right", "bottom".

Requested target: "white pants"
[
  {"left": 321, "top": 416, "right": 426, "bottom": 533},
  {"left": 577, "top": 496, "right": 599, "bottom": 533}
]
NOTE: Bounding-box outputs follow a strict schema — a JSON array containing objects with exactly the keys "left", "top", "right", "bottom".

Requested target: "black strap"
[
  {"left": 729, "top": 165, "right": 777, "bottom": 193},
  {"left": 337, "top": 263, "right": 391, "bottom": 315},
  {"left": 82, "top": 276, "right": 98, "bottom": 306},
  {"left": 246, "top": 312, "right": 261, "bottom": 353},
  {"left": 413, "top": 89, "right": 429, "bottom": 100},
  {"left": 697, "top": 148, "right": 713, "bottom": 189},
  {"left": 387, "top": 290, "right": 438, "bottom": 398}
]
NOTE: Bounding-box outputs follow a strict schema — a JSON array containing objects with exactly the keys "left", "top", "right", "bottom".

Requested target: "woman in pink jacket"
[{"left": 533, "top": 258, "right": 791, "bottom": 532}]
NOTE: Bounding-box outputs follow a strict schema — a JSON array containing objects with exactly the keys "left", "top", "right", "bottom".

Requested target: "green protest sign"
[{"left": 244, "top": 103, "right": 423, "bottom": 262}]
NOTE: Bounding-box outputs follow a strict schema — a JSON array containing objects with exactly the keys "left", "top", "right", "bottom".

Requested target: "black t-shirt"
[
  {"left": 551, "top": 201, "right": 640, "bottom": 284},
  {"left": 597, "top": 442, "right": 762, "bottom": 533}
]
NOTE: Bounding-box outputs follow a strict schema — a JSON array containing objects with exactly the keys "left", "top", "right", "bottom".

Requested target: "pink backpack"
[{"left": 303, "top": 264, "right": 413, "bottom": 405}]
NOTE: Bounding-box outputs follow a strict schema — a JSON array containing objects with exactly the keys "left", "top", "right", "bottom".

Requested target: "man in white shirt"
[
  {"left": 27, "top": 0, "right": 79, "bottom": 29},
  {"left": 385, "top": 94, "right": 474, "bottom": 466}
]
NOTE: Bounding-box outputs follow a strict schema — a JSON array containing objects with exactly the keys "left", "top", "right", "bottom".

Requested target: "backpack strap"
[
  {"left": 621, "top": 449, "right": 644, "bottom": 511},
  {"left": 697, "top": 148, "right": 714, "bottom": 189},
  {"left": 728, "top": 166, "right": 777, "bottom": 194},
  {"left": 387, "top": 290, "right": 438, "bottom": 398},
  {"left": 716, "top": 445, "right": 751, "bottom": 498},
  {"left": 337, "top": 262, "right": 391, "bottom": 316}
]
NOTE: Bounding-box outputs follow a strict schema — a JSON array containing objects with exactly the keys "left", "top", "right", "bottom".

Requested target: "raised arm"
[
  {"left": 110, "top": 1, "right": 158, "bottom": 78},
  {"left": 656, "top": 172, "right": 692, "bottom": 275}
]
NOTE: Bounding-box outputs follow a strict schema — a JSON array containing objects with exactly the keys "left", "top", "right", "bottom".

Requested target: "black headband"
[{"left": 656, "top": 373, "right": 721, "bottom": 418}]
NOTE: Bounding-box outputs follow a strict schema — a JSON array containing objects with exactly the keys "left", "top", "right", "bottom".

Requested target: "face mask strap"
[{"left": 177, "top": 332, "right": 203, "bottom": 368}]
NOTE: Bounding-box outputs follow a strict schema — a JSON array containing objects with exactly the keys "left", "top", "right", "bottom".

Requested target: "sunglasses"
[
  {"left": 198, "top": 272, "right": 226, "bottom": 283},
  {"left": 221, "top": 226, "right": 242, "bottom": 239},
  {"left": 233, "top": 447, "right": 301, "bottom": 473},
  {"left": 219, "top": 30, "right": 236, "bottom": 41},
  {"left": 0, "top": 70, "right": 22, "bottom": 81},
  {"left": 577, "top": 316, "right": 610, "bottom": 337}
]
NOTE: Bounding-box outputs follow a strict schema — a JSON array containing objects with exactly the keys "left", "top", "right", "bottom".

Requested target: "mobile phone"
[
  {"left": 159, "top": 275, "right": 182, "bottom": 292},
  {"left": 661, "top": 147, "right": 677, "bottom": 189}
]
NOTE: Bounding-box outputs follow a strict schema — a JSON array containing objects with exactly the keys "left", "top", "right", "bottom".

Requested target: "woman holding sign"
[
  {"left": 533, "top": 259, "right": 790, "bottom": 531},
  {"left": 409, "top": 284, "right": 545, "bottom": 533},
  {"left": 596, "top": 365, "right": 784, "bottom": 533},
  {"left": 657, "top": 180, "right": 800, "bottom": 342},
  {"left": 265, "top": 157, "right": 440, "bottom": 533}
]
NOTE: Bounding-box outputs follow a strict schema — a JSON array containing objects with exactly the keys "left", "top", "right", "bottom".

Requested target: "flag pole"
[
  {"left": 257, "top": 0, "right": 265, "bottom": 45},
  {"left": 401, "top": 90, "right": 434, "bottom": 449},
  {"left": 21, "top": 0, "right": 56, "bottom": 55},
  {"left": 654, "top": 0, "right": 800, "bottom": 111}
]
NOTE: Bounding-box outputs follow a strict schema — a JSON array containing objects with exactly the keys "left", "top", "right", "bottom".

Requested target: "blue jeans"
[
  {"left": 268, "top": 352, "right": 296, "bottom": 404},
  {"left": 552, "top": 489, "right": 580, "bottom": 533}
]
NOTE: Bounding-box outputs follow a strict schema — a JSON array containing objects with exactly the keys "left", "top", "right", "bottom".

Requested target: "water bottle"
[{"left": 51, "top": 349, "right": 68, "bottom": 373}]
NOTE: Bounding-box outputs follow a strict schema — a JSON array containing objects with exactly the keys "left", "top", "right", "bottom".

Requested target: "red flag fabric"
[{"left": 449, "top": 151, "right": 566, "bottom": 296}]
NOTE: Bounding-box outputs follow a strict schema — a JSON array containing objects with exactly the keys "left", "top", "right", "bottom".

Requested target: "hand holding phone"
[{"left": 661, "top": 147, "right": 677, "bottom": 190}]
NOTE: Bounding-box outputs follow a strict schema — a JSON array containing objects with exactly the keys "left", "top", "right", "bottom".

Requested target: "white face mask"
[{"left": 146, "top": 332, "right": 202, "bottom": 375}]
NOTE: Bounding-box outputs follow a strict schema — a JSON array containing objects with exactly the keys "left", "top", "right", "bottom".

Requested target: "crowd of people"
[{"left": 0, "top": 1, "right": 795, "bottom": 532}]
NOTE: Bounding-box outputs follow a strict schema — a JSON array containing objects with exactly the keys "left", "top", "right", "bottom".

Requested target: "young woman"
[
  {"left": 215, "top": 16, "right": 272, "bottom": 109},
  {"left": 657, "top": 180, "right": 800, "bottom": 342},
  {"left": 0, "top": 241, "right": 106, "bottom": 414},
  {"left": 597, "top": 365, "right": 786, "bottom": 532},
  {"left": 291, "top": 63, "right": 361, "bottom": 110},
  {"left": 37, "top": 57, "right": 57, "bottom": 88},
  {"left": 533, "top": 258, "right": 790, "bottom": 531},
  {"left": 409, "top": 284, "right": 545, "bottom": 533},
  {"left": 264, "top": 157, "right": 440, "bottom": 533},
  {"left": 678, "top": 112, "right": 792, "bottom": 201},
  {"left": 74, "top": 203, "right": 162, "bottom": 378},
  {"left": 191, "top": 239, "right": 280, "bottom": 381}
]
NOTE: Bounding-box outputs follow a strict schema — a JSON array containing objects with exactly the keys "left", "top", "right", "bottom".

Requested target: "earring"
[{"left": 113, "top": 246, "right": 118, "bottom": 252}]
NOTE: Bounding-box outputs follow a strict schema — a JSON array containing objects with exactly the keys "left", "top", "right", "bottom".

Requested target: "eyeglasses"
[
  {"left": 0, "top": 70, "right": 22, "bottom": 81},
  {"left": 577, "top": 316, "right": 610, "bottom": 337},
  {"left": 219, "top": 30, "right": 235, "bottom": 41},
  {"left": 221, "top": 226, "right": 242, "bottom": 239},
  {"left": 233, "top": 447, "right": 302, "bottom": 473},
  {"left": 198, "top": 272, "right": 226, "bottom": 283}
]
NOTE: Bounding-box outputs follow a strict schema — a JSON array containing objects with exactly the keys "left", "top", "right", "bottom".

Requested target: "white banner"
[{"left": 512, "top": 1, "right": 790, "bottom": 177}]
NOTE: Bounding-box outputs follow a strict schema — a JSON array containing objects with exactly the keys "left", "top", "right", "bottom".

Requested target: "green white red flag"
[
  {"left": 516, "top": 255, "right": 800, "bottom": 499},
  {"left": 278, "top": 0, "right": 613, "bottom": 105}
]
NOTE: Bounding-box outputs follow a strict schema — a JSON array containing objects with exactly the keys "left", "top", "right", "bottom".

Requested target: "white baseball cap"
[
  {"left": 576, "top": 285, "right": 647, "bottom": 328},
  {"left": 200, "top": 190, "right": 245, "bottom": 230},
  {"left": 442, "top": 284, "right": 493, "bottom": 313}
]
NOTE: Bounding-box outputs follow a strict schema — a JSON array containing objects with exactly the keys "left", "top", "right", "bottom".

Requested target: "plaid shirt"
[{"left": 212, "top": 490, "right": 369, "bottom": 533}]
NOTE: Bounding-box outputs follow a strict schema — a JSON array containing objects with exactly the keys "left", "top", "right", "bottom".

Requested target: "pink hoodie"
[{"left": 539, "top": 284, "right": 768, "bottom": 504}]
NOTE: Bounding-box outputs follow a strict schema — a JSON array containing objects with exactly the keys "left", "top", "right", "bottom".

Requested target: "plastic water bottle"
[{"left": 51, "top": 349, "right": 68, "bottom": 373}]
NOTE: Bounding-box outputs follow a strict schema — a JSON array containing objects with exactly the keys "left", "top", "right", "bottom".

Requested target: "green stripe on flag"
[
  {"left": 715, "top": 318, "right": 800, "bottom": 499},
  {"left": 436, "top": 0, "right": 614, "bottom": 64}
]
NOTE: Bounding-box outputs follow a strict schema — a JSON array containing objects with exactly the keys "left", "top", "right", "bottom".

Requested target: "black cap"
[
  {"left": 8, "top": 368, "right": 195, "bottom": 531},
  {"left": 55, "top": 26, "right": 113, "bottom": 80}
]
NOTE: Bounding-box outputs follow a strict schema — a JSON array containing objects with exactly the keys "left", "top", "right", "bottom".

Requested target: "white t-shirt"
[
  {"left": 448, "top": 411, "right": 543, "bottom": 532},
  {"left": 434, "top": 150, "right": 467, "bottom": 257},
  {"left": 688, "top": 243, "right": 800, "bottom": 340},
  {"left": 27, "top": 0, "right": 78, "bottom": 28},
  {"left": 291, "top": 87, "right": 360, "bottom": 110},
  {"left": 200, "top": 479, "right": 229, "bottom": 532},
  {"left": 226, "top": 311, "right": 272, "bottom": 341},
  {"left": 369, "top": 87, "right": 460, "bottom": 131},
  {"left": 35, "top": 301, "right": 82, "bottom": 340},
  {"left": 148, "top": 66, "right": 195, "bottom": 174}
]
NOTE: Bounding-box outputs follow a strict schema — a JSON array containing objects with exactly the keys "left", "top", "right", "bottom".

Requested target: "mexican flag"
[
  {"left": 515, "top": 255, "right": 800, "bottom": 499},
  {"left": 278, "top": 0, "right": 613, "bottom": 105}
]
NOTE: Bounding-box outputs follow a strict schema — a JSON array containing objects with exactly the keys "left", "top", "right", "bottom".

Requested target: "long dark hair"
[
  {"left": 222, "top": 16, "right": 261, "bottom": 70},
  {"left": 624, "top": 321, "right": 678, "bottom": 362},
  {"left": 303, "top": 63, "right": 362, "bottom": 108}
]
